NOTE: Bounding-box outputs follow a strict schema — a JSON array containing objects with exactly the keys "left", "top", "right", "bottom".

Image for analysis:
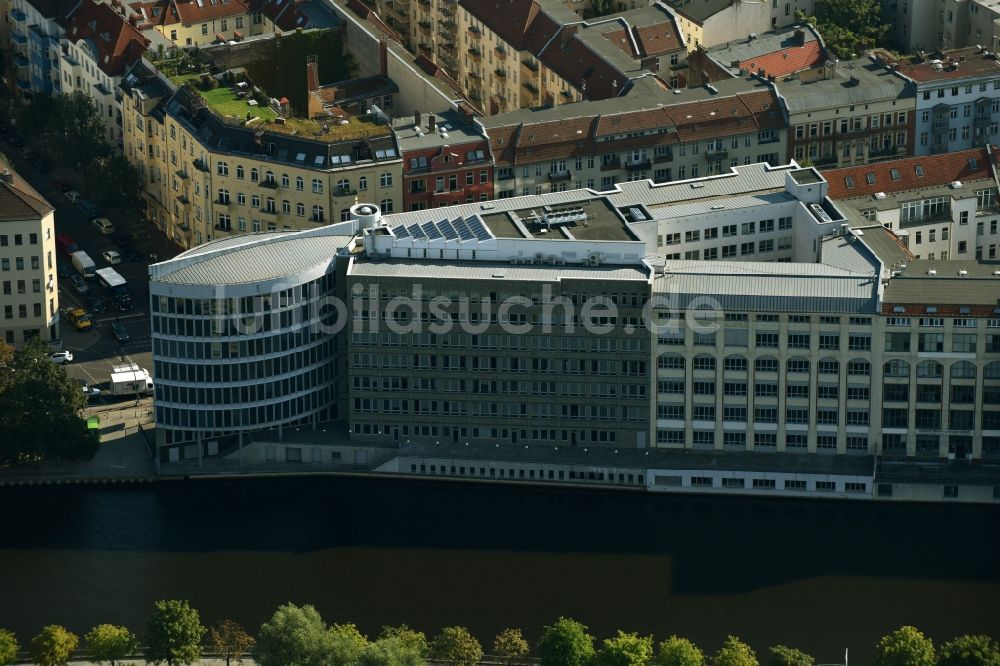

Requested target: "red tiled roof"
[
  {"left": 0, "top": 158, "right": 53, "bottom": 221},
  {"left": 250, "top": 0, "right": 314, "bottom": 31},
  {"left": 459, "top": 0, "right": 542, "bottom": 51},
  {"left": 890, "top": 46, "right": 1000, "bottom": 83},
  {"left": 537, "top": 28, "right": 627, "bottom": 101},
  {"left": 129, "top": 1, "right": 179, "bottom": 28},
  {"left": 740, "top": 41, "right": 824, "bottom": 78},
  {"left": 605, "top": 22, "right": 683, "bottom": 58},
  {"left": 171, "top": 0, "right": 249, "bottom": 24},
  {"left": 824, "top": 148, "right": 995, "bottom": 200},
  {"left": 62, "top": 0, "right": 150, "bottom": 77}
]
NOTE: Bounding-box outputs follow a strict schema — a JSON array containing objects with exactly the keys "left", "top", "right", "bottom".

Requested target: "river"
[{"left": 0, "top": 477, "right": 997, "bottom": 665}]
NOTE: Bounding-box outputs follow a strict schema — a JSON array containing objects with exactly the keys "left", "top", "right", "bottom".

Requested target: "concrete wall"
[{"left": 701, "top": 1, "right": 771, "bottom": 49}]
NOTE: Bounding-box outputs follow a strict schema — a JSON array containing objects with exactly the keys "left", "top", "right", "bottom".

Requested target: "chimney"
[
  {"left": 379, "top": 41, "right": 388, "bottom": 76},
  {"left": 306, "top": 55, "right": 320, "bottom": 92},
  {"left": 415, "top": 110, "right": 421, "bottom": 127},
  {"left": 428, "top": 115, "right": 436, "bottom": 131}
]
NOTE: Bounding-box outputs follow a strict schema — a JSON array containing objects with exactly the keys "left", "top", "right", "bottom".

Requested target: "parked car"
[
  {"left": 57, "top": 261, "right": 72, "bottom": 278},
  {"left": 115, "top": 295, "right": 134, "bottom": 312},
  {"left": 69, "top": 273, "right": 89, "bottom": 295},
  {"left": 111, "top": 321, "right": 130, "bottom": 343},
  {"left": 87, "top": 295, "right": 106, "bottom": 314},
  {"left": 124, "top": 248, "right": 142, "bottom": 263},
  {"left": 79, "top": 200, "right": 99, "bottom": 217},
  {"left": 76, "top": 378, "right": 102, "bottom": 399},
  {"left": 65, "top": 190, "right": 81, "bottom": 204},
  {"left": 49, "top": 351, "right": 73, "bottom": 364},
  {"left": 93, "top": 217, "right": 115, "bottom": 234},
  {"left": 102, "top": 249, "right": 122, "bottom": 265}
]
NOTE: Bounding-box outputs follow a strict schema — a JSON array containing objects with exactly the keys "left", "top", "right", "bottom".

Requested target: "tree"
[
  {"left": 494, "top": 629, "right": 531, "bottom": 664},
  {"left": 361, "top": 635, "right": 426, "bottom": 666},
  {"left": 380, "top": 626, "right": 428, "bottom": 657},
  {"left": 29, "top": 625, "right": 79, "bottom": 666},
  {"left": 430, "top": 627, "right": 483, "bottom": 666},
  {"left": 713, "top": 636, "right": 758, "bottom": 666},
  {"left": 937, "top": 635, "right": 1000, "bottom": 666},
  {"left": 594, "top": 631, "right": 653, "bottom": 666},
  {"left": 804, "top": 0, "right": 890, "bottom": 59},
  {"left": 209, "top": 620, "right": 255, "bottom": 666},
  {"left": 874, "top": 627, "right": 935, "bottom": 666},
  {"left": 538, "top": 618, "right": 596, "bottom": 666},
  {"left": 656, "top": 637, "right": 704, "bottom": 666},
  {"left": 0, "top": 629, "right": 19, "bottom": 666},
  {"left": 0, "top": 339, "right": 95, "bottom": 466},
  {"left": 256, "top": 603, "right": 334, "bottom": 666},
  {"left": 768, "top": 646, "right": 814, "bottom": 666},
  {"left": 329, "top": 623, "right": 369, "bottom": 666},
  {"left": 85, "top": 624, "right": 139, "bottom": 666},
  {"left": 84, "top": 152, "right": 144, "bottom": 214},
  {"left": 145, "top": 599, "right": 206, "bottom": 666}
]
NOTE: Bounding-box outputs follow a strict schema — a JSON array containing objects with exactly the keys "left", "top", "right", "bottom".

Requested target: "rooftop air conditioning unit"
[
  {"left": 949, "top": 181, "right": 963, "bottom": 188},
  {"left": 958, "top": 269, "right": 968, "bottom": 275},
  {"left": 927, "top": 269, "right": 937, "bottom": 276},
  {"left": 874, "top": 192, "right": 887, "bottom": 200}
]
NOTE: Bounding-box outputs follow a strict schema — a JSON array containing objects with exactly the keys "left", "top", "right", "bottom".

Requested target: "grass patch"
[{"left": 171, "top": 73, "right": 277, "bottom": 122}]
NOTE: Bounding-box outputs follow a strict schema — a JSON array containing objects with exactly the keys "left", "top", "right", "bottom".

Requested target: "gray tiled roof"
[
  {"left": 779, "top": 60, "right": 912, "bottom": 113},
  {"left": 883, "top": 260, "right": 1000, "bottom": 305}
]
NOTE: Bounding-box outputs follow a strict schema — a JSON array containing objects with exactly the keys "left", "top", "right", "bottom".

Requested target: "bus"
[{"left": 96, "top": 267, "right": 128, "bottom": 297}]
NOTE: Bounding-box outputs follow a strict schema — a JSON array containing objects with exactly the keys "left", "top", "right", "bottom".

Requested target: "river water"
[{"left": 0, "top": 477, "right": 997, "bottom": 665}]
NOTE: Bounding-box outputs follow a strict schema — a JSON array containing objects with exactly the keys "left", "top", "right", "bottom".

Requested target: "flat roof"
[
  {"left": 347, "top": 259, "right": 650, "bottom": 282},
  {"left": 893, "top": 47, "right": 1000, "bottom": 83},
  {"left": 779, "top": 59, "right": 912, "bottom": 113},
  {"left": 883, "top": 261, "right": 1000, "bottom": 306}
]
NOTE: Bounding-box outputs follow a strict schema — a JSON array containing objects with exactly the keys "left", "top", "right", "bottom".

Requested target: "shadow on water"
[{"left": 0, "top": 476, "right": 998, "bottom": 664}]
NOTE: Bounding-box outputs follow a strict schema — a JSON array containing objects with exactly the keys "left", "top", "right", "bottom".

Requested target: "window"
[
  {"left": 216, "top": 161, "right": 228, "bottom": 176},
  {"left": 380, "top": 172, "right": 393, "bottom": 187},
  {"left": 312, "top": 179, "right": 323, "bottom": 194}
]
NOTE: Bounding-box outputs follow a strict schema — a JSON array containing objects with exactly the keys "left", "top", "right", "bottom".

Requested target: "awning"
[
  {"left": 234, "top": 30, "right": 243, "bottom": 39},
  {"left": 215, "top": 32, "right": 224, "bottom": 41}
]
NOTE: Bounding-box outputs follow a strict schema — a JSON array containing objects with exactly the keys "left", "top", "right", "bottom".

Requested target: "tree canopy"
[
  {"left": 799, "top": 0, "right": 890, "bottom": 59},
  {"left": 256, "top": 603, "right": 335, "bottom": 666},
  {"left": 768, "top": 646, "right": 814, "bottom": 666},
  {"left": 538, "top": 618, "right": 596, "bottom": 666},
  {"left": 29, "top": 626, "right": 78, "bottom": 666},
  {"left": 144, "top": 600, "right": 205, "bottom": 666},
  {"left": 209, "top": 619, "right": 255, "bottom": 666},
  {"left": 937, "top": 635, "right": 1000, "bottom": 666},
  {"left": 0, "top": 339, "right": 95, "bottom": 466},
  {"left": 594, "top": 631, "right": 654, "bottom": 666},
  {"left": 655, "top": 636, "right": 704, "bottom": 666},
  {"left": 713, "top": 636, "right": 759, "bottom": 666},
  {"left": 494, "top": 628, "right": 531, "bottom": 663},
  {"left": 329, "top": 622, "right": 369, "bottom": 666},
  {"left": 874, "top": 626, "right": 935, "bottom": 666},
  {"left": 0, "top": 629, "right": 18, "bottom": 666},
  {"left": 379, "top": 625, "right": 428, "bottom": 657},
  {"left": 361, "top": 633, "right": 427, "bottom": 666},
  {"left": 84, "top": 624, "right": 138, "bottom": 666},
  {"left": 429, "top": 626, "right": 483, "bottom": 666}
]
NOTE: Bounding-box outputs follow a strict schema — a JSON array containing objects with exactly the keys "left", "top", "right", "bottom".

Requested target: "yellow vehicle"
[{"left": 61, "top": 307, "right": 93, "bottom": 331}]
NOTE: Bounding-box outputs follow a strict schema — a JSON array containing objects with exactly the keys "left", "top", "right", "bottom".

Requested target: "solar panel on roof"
[
  {"left": 468, "top": 217, "right": 491, "bottom": 240},
  {"left": 422, "top": 221, "right": 442, "bottom": 239},
  {"left": 408, "top": 224, "right": 425, "bottom": 240},
  {"left": 394, "top": 225, "right": 410, "bottom": 239},
  {"left": 438, "top": 221, "right": 458, "bottom": 240},
  {"left": 454, "top": 218, "right": 474, "bottom": 240}
]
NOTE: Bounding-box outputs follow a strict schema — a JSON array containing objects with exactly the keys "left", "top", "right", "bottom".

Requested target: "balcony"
[
  {"left": 625, "top": 158, "right": 651, "bottom": 171},
  {"left": 11, "top": 30, "right": 27, "bottom": 45},
  {"left": 175, "top": 169, "right": 189, "bottom": 180},
  {"left": 10, "top": 8, "right": 26, "bottom": 22},
  {"left": 259, "top": 178, "right": 280, "bottom": 189},
  {"left": 548, "top": 169, "right": 571, "bottom": 182},
  {"left": 495, "top": 45, "right": 507, "bottom": 58},
  {"left": 193, "top": 158, "right": 209, "bottom": 172},
  {"left": 15, "top": 78, "right": 31, "bottom": 91},
  {"left": 497, "top": 171, "right": 514, "bottom": 181},
  {"left": 177, "top": 194, "right": 191, "bottom": 205},
  {"left": 469, "top": 70, "right": 481, "bottom": 80},
  {"left": 468, "top": 25, "right": 482, "bottom": 37},
  {"left": 214, "top": 224, "right": 233, "bottom": 233},
  {"left": 433, "top": 188, "right": 464, "bottom": 198},
  {"left": 215, "top": 198, "right": 232, "bottom": 206},
  {"left": 468, "top": 47, "right": 481, "bottom": 60},
  {"left": 869, "top": 145, "right": 903, "bottom": 159},
  {"left": 521, "top": 59, "right": 539, "bottom": 74},
  {"left": 495, "top": 68, "right": 507, "bottom": 78},
  {"left": 418, "top": 42, "right": 432, "bottom": 52},
  {"left": 334, "top": 187, "right": 358, "bottom": 197},
  {"left": 705, "top": 149, "right": 728, "bottom": 162},
  {"left": 600, "top": 158, "right": 621, "bottom": 172},
  {"left": 258, "top": 207, "right": 279, "bottom": 217},
  {"left": 14, "top": 55, "right": 29, "bottom": 69},
  {"left": 654, "top": 151, "right": 673, "bottom": 163},
  {"left": 931, "top": 118, "right": 949, "bottom": 131},
  {"left": 417, "top": 20, "right": 431, "bottom": 31},
  {"left": 522, "top": 81, "right": 538, "bottom": 94}
]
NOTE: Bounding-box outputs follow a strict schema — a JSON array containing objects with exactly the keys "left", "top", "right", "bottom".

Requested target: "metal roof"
[
  {"left": 348, "top": 259, "right": 650, "bottom": 282},
  {"left": 154, "top": 233, "right": 354, "bottom": 285},
  {"left": 779, "top": 60, "right": 912, "bottom": 113}
]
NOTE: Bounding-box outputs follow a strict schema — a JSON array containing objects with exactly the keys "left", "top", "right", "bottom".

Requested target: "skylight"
[
  {"left": 845, "top": 176, "right": 855, "bottom": 188},
  {"left": 890, "top": 168, "right": 900, "bottom": 181},
  {"left": 915, "top": 165, "right": 924, "bottom": 177},
  {"left": 969, "top": 158, "right": 978, "bottom": 169},
  {"left": 866, "top": 172, "right": 876, "bottom": 185}
]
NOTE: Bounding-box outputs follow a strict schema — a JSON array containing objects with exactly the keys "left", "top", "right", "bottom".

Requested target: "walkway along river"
[{"left": 0, "top": 476, "right": 998, "bottom": 665}]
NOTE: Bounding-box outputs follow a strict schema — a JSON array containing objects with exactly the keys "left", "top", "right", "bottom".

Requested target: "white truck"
[
  {"left": 110, "top": 363, "right": 153, "bottom": 396},
  {"left": 71, "top": 251, "right": 97, "bottom": 279}
]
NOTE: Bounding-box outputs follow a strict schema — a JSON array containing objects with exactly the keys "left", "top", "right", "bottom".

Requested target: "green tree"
[
  {"left": 361, "top": 635, "right": 426, "bottom": 666},
  {"left": 256, "top": 603, "right": 334, "bottom": 666},
  {"left": 329, "top": 623, "right": 369, "bottom": 666},
  {"left": 594, "top": 631, "right": 653, "bottom": 666},
  {"left": 538, "top": 618, "right": 596, "bottom": 666},
  {"left": 380, "top": 626, "right": 429, "bottom": 657},
  {"left": 806, "top": 0, "right": 890, "bottom": 59},
  {"left": 713, "top": 636, "right": 758, "bottom": 666},
  {"left": 145, "top": 599, "right": 206, "bottom": 666},
  {"left": 209, "top": 620, "right": 255, "bottom": 666},
  {"left": 84, "top": 152, "right": 144, "bottom": 214},
  {"left": 768, "top": 646, "right": 814, "bottom": 666},
  {"left": 937, "top": 635, "right": 1000, "bottom": 666},
  {"left": 430, "top": 627, "right": 483, "bottom": 666},
  {"left": 85, "top": 624, "right": 139, "bottom": 666},
  {"left": 0, "top": 339, "right": 95, "bottom": 466},
  {"left": 30, "top": 625, "right": 79, "bottom": 666},
  {"left": 494, "top": 628, "right": 531, "bottom": 664},
  {"left": 656, "top": 637, "right": 704, "bottom": 666},
  {"left": 0, "top": 629, "right": 19, "bottom": 666},
  {"left": 875, "top": 627, "right": 935, "bottom": 666}
]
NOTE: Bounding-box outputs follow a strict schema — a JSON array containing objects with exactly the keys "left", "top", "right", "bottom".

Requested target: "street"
[{"left": 1, "top": 94, "right": 181, "bottom": 398}]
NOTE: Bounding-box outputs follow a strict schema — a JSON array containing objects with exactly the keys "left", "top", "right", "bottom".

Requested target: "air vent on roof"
[
  {"left": 958, "top": 269, "right": 968, "bottom": 276},
  {"left": 690, "top": 183, "right": 704, "bottom": 189},
  {"left": 993, "top": 270, "right": 1000, "bottom": 276},
  {"left": 874, "top": 192, "right": 886, "bottom": 200},
  {"left": 950, "top": 181, "right": 963, "bottom": 188},
  {"left": 927, "top": 269, "right": 937, "bottom": 276}
]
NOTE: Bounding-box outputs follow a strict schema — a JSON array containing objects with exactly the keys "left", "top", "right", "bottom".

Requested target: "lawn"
[{"left": 171, "top": 73, "right": 277, "bottom": 122}]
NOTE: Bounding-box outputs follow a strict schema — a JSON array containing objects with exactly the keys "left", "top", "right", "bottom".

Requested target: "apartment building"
[
  {"left": 688, "top": 25, "right": 825, "bottom": 86},
  {"left": 663, "top": 0, "right": 813, "bottom": 50},
  {"left": 0, "top": 161, "right": 58, "bottom": 346},
  {"left": 128, "top": 0, "right": 253, "bottom": 47},
  {"left": 1, "top": 0, "right": 62, "bottom": 99},
  {"left": 481, "top": 76, "right": 786, "bottom": 198},
  {"left": 781, "top": 58, "right": 915, "bottom": 168},
  {"left": 879, "top": 47, "right": 1000, "bottom": 156},
  {"left": 392, "top": 109, "right": 494, "bottom": 211},
  {"left": 120, "top": 60, "right": 403, "bottom": 249},
  {"left": 824, "top": 147, "right": 1000, "bottom": 261}
]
